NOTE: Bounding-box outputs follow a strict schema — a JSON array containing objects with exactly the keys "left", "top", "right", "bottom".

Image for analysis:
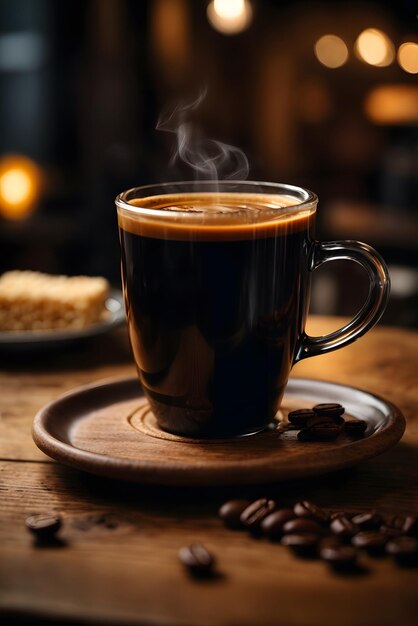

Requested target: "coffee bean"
[
  {"left": 287, "top": 409, "right": 315, "bottom": 428},
  {"left": 330, "top": 516, "right": 359, "bottom": 539},
  {"left": 312, "top": 403, "right": 345, "bottom": 418},
  {"left": 218, "top": 500, "right": 250, "bottom": 529},
  {"left": 260, "top": 509, "right": 295, "bottom": 539},
  {"left": 380, "top": 526, "right": 403, "bottom": 539},
  {"left": 384, "top": 514, "right": 406, "bottom": 531},
  {"left": 297, "top": 423, "right": 341, "bottom": 442},
  {"left": 329, "top": 511, "right": 350, "bottom": 520},
  {"left": 298, "top": 415, "right": 341, "bottom": 441},
  {"left": 386, "top": 536, "right": 418, "bottom": 567},
  {"left": 306, "top": 414, "right": 337, "bottom": 428},
  {"left": 352, "top": 531, "right": 388, "bottom": 554},
  {"left": 281, "top": 533, "right": 319, "bottom": 556},
  {"left": 240, "top": 498, "right": 276, "bottom": 530},
  {"left": 403, "top": 516, "right": 418, "bottom": 537},
  {"left": 297, "top": 429, "right": 315, "bottom": 442},
  {"left": 307, "top": 421, "right": 342, "bottom": 441},
  {"left": 294, "top": 500, "right": 329, "bottom": 523},
  {"left": 25, "top": 513, "right": 62, "bottom": 543},
  {"left": 352, "top": 511, "right": 383, "bottom": 530},
  {"left": 380, "top": 516, "right": 406, "bottom": 538},
  {"left": 308, "top": 415, "right": 345, "bottom": 429},
  {"left": 320, "top": 536, "right": 343, "bottom": 549},
  {"left": 178, "top": 544, "right": 215, "bottom": 576},
  {"left": 344, "top": 420, "right": 367, "bottom": 437},
  {"left": 320, "top": 544, "right": 358, "bottom": 570},
  {"left": 330, "top": 416, "right": 345, "bottom": 427},
  {"left": 282, "top": 518, "right": 324, "bottom": 536},
  {"left": 330, "top": 511, "right": 350, "bottom": 521}
]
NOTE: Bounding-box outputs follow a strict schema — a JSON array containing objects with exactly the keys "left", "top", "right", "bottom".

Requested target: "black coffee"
[{"left": 119, "top": 193, "right": 315, "bottom": 437}]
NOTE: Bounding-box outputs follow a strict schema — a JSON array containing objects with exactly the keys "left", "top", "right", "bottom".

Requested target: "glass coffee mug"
[{"left": 116, "top": 181, "right": 389, "bottom": 438}]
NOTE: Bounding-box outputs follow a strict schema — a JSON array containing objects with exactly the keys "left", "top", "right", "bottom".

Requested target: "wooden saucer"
[{"left": 32, "top": 377, "right": 405, "bottom": 486}]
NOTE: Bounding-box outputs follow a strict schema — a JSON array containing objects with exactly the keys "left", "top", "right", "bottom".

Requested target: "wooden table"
[{"left": 1, "top": 317, "right": 418, "bottom": 626}]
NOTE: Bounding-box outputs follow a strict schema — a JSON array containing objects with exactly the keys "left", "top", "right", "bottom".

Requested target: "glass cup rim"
[{"left": 115, "top": 180, "right": 318, "bottom": 219}]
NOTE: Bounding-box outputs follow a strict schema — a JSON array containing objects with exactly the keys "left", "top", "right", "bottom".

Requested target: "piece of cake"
[{"left": 0, "top": 271, "right": 110, "bottom": 331}]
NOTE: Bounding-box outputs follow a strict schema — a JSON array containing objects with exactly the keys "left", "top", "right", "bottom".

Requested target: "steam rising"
[{"left": 156, "top": 90, "right": 249, "bottom": 181}]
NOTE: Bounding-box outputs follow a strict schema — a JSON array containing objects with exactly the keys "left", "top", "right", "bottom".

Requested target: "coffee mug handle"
[{"left": 296, "top": 240, "right": 390, "bottom": 362}]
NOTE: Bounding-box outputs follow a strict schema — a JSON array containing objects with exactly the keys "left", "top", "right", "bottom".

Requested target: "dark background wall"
[{"left": 0, "top": 0, "right": 417, "bottom": 323}]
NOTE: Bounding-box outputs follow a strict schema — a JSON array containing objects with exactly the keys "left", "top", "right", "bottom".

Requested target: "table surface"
[{"left": 1, "top": 317, "right": 418, "bottom": 626}]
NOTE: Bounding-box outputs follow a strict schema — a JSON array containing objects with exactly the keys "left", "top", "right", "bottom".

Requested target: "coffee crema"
[
  {"left": 118, "top": 192, "right": 316, "bottom": 436},
  {"left": 118, "top": 192, "right": 314, "bottom": 240}
]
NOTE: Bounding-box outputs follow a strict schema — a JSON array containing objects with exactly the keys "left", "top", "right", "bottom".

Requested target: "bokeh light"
[
  {"left": 364, "top": 85, "right": 418, "bottom": 124},
  {"left": 207, "top": 0, "right": 253, "bottom": 35},
  {"left": 397, "top": 42, "right": 418, "bottom": 74},
  {"left": 355, "top": 28, "right": 395, "bottom": 67},
  {"left": 0, "top": 155, "right": 41, "bottom": 220},
  {"left": 314, "top": 34, "right": 349, "bottom": 69}
]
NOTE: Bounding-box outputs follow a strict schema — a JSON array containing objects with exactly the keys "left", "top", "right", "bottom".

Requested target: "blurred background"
[{"left": 0, "top": 0, "right": 417, "bottom": 325}]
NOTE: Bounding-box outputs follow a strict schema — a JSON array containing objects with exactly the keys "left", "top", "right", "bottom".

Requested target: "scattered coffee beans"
[
  {"left": 330, "top": 511, "right": 349, "bottom": 520},
  {"left": 240, "top": 498, "right": 276, "bottom": 530},
  {"left": 294, "top": 500, "right": 329, "bottom": 523},
  {"left": 311, "top": 422, "right": 342, "bottom": 439},
  {"left": 320, "top": 544, "right": 358, "bottom": 571},
  {"left": 308, "top": 414, "right": 345, "bottom": 428},
  {"left": 287, "top": 409, "right": 315, "bottom": 428},
  {"left": 218, "top": 497, "right": 418, "bottom": 577},
  {"left": 380, "top": 525, "right": 403, "bottom": 538},
  {"left": 313, "top": 403, "right": 345, "bottom": 418},
  {"left": 282, "top": 518, "right": 324, "bottom": 536},
  {"left": 403, "top": 516, "right": 418, "bottom": 536},
  {"left": 320, "top": 536, "right": 343, "bottom": 549},
  {"left": 288, "top": 402, "right": 370, "bottom": 442},
  {"left": 386, "top": 536, "right": 418, "bottom": 566},
  {"left": 260, "top": 509, "right": 295, "bottom": 539},
  {"left": 179, "top": 543, "right": 215, "bottom": 576},
  {"left": 351, "top": 531, "right": 388, "bottom": 555},
  {"left": 330, "top": 516, "right": 359, "bottom": 539},
  {"left": 281, "top": 533, "right": 319, "bottom": 556},
  {"left": 380, "top": 515, "right": 407, "bottom": 539},
  {"left": 384, "top": 514, "right": 405, "bottom": 531},
  {"left": 351, "top": 511, "right": 382, "bottom": 530},
  {"left": 218, "top": 499, "right": 250, "bottom": 529},
  {"left": 344, "top": 420, "right": 367, "bottom": 437},
  {"left": 297, "top": 429, "right": 316, "bottom": 442},
  {"left": 25, "top": 512, "right": 62, "bottom": 543}
]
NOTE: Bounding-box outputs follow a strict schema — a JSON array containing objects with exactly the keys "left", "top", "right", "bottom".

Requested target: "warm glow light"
[
  {"left": 214, "top": 0, "right": 244, "bottom": 19},
  {"left": 355, "top": 28, "right": 395, "bottom": 67},
  {"left": 314, "top": 35, "right": 348, "bottom": 69},
  {"left": 398, "top": 42, "right": 418, "bottom": 74},
  {"left": 364, "top": 85, "right": 418, "bottom": 124},
  {"left": 1, "top": 170, "right": 32, "bottom": 204},
  {"left": 0, "top": 155, "right": 41, "bottom": 220},
  {"left": 207, "top": 0, "right": 253, "bottom": 35}
]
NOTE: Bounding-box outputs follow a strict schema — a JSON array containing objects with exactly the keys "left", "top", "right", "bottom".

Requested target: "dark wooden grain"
[{"left": 1, "top": 319, "right": 418, "bottom": 626}]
